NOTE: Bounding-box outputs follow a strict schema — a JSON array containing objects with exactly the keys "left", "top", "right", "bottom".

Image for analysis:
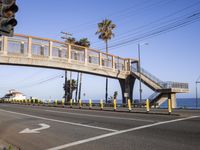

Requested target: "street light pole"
[
  {"left": 138, "top": 44, "right": 142, "bottom": 103},
  {"left": 137, "top": 43, "right": 148, "bottom": 104}
]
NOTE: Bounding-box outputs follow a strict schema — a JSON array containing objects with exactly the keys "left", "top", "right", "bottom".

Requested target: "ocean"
[{"left": 161, "top": 98, "right": 200, "bottom": 109}]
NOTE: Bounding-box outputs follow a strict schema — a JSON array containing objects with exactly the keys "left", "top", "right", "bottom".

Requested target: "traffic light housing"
[{"left": 0, "top": 0, "right": 18, "bottom": 36}]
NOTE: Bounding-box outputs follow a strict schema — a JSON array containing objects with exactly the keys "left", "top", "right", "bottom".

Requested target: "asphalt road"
[{"left": 0, "top": 104, "right": 199, "bottom": 150}]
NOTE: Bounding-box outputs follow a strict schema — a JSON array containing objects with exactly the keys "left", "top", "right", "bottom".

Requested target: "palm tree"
[
  {"left": 66, "top": 37, "right": 76, "bottom": 44},
  {"left": 95, "top": 19, "right": 116, "bottom": 103},
  {"left": 77, "top": 38, "right": 90, "bottom": 47},
  {"left": 63, "top": 79, "right": 77, "bottom": 101}
]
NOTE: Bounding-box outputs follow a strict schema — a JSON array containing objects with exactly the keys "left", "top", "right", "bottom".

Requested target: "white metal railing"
[
  {"left": 131, "top": 64, "right": 189, "bottom": 90},
  {"left": 0, "top": 34, "right": 131, "bottom": 72}
]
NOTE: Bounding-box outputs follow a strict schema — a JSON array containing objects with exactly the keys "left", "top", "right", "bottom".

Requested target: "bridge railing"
[
  {"left": 131, "top": 63, "right": 189, "bottom": 90},
  {"left": 0, "top": 34, "right": 131, "bottom": 73}
]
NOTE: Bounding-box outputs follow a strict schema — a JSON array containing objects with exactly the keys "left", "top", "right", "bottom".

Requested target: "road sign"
[{"left": 124, "top": 93, "right": 129, "bottom": 98}]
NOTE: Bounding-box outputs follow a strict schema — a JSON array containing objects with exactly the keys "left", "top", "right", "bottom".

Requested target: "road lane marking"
[
  {"left": 0, "top": 109, "right": 117, "bottom": 132},
  {"left": 19, "top": 123, "right": 50, "bottom": 134},
  {"left": 45, "top": 110, "right": 155, "bottom": 123},
  {"left": 47, "top": 115, "right": 199, "bottom": 150}
]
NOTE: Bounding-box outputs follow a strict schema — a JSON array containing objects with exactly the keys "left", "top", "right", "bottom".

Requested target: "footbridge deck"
[{"left": 0, "top": 34, "right": 189, "bottom": 107}]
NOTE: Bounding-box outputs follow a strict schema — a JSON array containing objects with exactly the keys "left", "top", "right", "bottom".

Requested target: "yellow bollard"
[
  {"left": 113, "top": 99, "right": 117, "bottom": 111},
  {"left": 55, "top": 99, "right": 58, "bottom": 106},
  {"left": 168, "top": 98, "right": 172, "bottom": 114},
  {"left": 89, "top": 99, "right": 92, "bottom": 109},
  {"left": 128, "top": 99, "right": 132, "bottom": 112},
  {"left": 100, "top": 99, "right": 103, "bottom": 110},
  {"left": 70, "top": 99, "right": 73, "bottom": 108},
  {"left": 79, "top": 99, "right": 82, "bottom": 109},
  {"left": 146, "top": 99, "right": 150, "bottom": 113},
  {"left": 62, "top": 99, "right": 65, "bottom": 107},
  {"left": 33, "top": 99, "right": 35, "bottom": 104}
]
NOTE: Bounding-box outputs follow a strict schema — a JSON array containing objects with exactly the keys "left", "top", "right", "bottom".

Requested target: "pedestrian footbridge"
[{"left": 0, "top": 34, "right": 189, "bottom": 107}]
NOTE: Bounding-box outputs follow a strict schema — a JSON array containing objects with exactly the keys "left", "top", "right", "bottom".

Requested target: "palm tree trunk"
[{"left": 105, "top": 40, "right": 108, "bottom": 103}]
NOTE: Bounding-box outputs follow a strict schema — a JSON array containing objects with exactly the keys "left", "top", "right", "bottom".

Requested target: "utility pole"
[
  {"left": 61, "top": 31, "right": 73, "bottom": 103},
  {"left": 78, "top": 73, "right": 82, "bottom": 101},
  {"left": 64, "top": 70, "right": 68, "bottom": 103},
  {"left": 75, "top": 72, "right": 79, "bottom": 102}
]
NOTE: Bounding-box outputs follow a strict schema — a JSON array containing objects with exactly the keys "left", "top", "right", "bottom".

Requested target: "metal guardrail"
[
  {"left": 148, "top": 92, "right": 160, "bottom": 101},
  {"left": 131, "top": 64, "right": 165, "bottom": 87},
  {"left": 162, "top": 81, "right": 189, "bottom": 89}
]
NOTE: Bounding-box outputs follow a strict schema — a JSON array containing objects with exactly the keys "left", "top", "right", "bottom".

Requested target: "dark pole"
[
  {"left": 105, "top": 40, "right": 108, "bottom": 103},
  {"left": 64, "top": 70, "right": 67, "bottom": 103},
  {"left": 70, "top": 71, "right": 72, "bottom": 100},
  {"left": 78, "top": 73, "right": 82, "bottom": 101},
  {"left": 75, "top": 72, "right": 79, "bottom": 102},
  {"left": 138, "top": 44, "right": 142, "bottom": 103}
]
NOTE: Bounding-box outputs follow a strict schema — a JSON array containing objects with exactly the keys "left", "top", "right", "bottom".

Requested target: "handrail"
[
  {"left": 131, "top": 64, "right": 189, "bottom": 90},
  {"left": 131, "top": 64, "right": 164, "bottom": 87}
]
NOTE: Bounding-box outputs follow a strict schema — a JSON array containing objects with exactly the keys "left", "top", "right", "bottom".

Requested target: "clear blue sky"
[{"left": 0, "top": 0, "right": 200, "bottom": 100}]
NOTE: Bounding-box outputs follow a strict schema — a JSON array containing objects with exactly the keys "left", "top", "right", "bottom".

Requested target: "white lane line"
[
  {"left": 47, "top": 115, "right": 199, "bottom": 150},
  {"left": 0, "top": 109, "right": 117, "bottom": 132},
  {"left": 45, "top": 110, "right": 155, "bottom": 123}
]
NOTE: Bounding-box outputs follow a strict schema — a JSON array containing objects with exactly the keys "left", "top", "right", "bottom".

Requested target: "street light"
[{"left": 138, "top": 43, "right": 148, "bottom": 103}]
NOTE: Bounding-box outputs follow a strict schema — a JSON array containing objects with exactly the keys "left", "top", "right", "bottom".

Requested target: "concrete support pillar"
[
  {"left": 168, "top": 93, "right": 177, "bottom": 108},
  {"left": 119, "top": 75, "right": 136, "bottom": 104}
]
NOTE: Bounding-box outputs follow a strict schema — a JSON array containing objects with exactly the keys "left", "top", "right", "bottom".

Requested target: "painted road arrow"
[{"left": 19, "top": 123, "right": 50, "bottom": 134}]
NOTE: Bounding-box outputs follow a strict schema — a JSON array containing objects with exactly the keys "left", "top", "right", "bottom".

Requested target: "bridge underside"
[{"left": 0, "top": 55, "right": 128, "bottom": 79}]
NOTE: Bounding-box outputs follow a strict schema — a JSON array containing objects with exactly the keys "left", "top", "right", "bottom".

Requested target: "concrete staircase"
[{"left": 131, "top": 64, "right": 189, "bottom": 107}]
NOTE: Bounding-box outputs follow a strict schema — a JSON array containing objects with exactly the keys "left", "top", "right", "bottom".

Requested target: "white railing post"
[
  {"left": 84, "top": 48, "right": 88, "bottom": 66},
  {"left": 99, "top": 52, "right": 102, "bottom": 67},
  {"left": 28, "top": 37, "right": 32, "bottom": 58},
  {"left": 112, "top": 56, "right": 115, "bottom": 71},
  {"left": 49, "top": 41, "right": 53, "bottom": 59},
  {"left": 124, "top": 59, "right": 127, "bottom": 71},
  {"left": 3, "top": 36, "right": 8, "bottom": 56},
  {"left": 68, "top": 44, "right": 71, "bottom": 63}
]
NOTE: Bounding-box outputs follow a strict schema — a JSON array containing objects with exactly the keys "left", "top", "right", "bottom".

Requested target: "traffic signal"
[{"left": 0, "top": 0, "right": 18, "bottom": 36}]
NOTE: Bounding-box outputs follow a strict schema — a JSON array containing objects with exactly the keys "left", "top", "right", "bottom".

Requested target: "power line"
[
  {"left": 95, "top": 10, "right": 200, "bottom": 50},
  {"left": 93, "top": 1, "right": 200, "bottom": 47},
  {"left": 16, "top": 74, "right": 64, "bottom": 89}
]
